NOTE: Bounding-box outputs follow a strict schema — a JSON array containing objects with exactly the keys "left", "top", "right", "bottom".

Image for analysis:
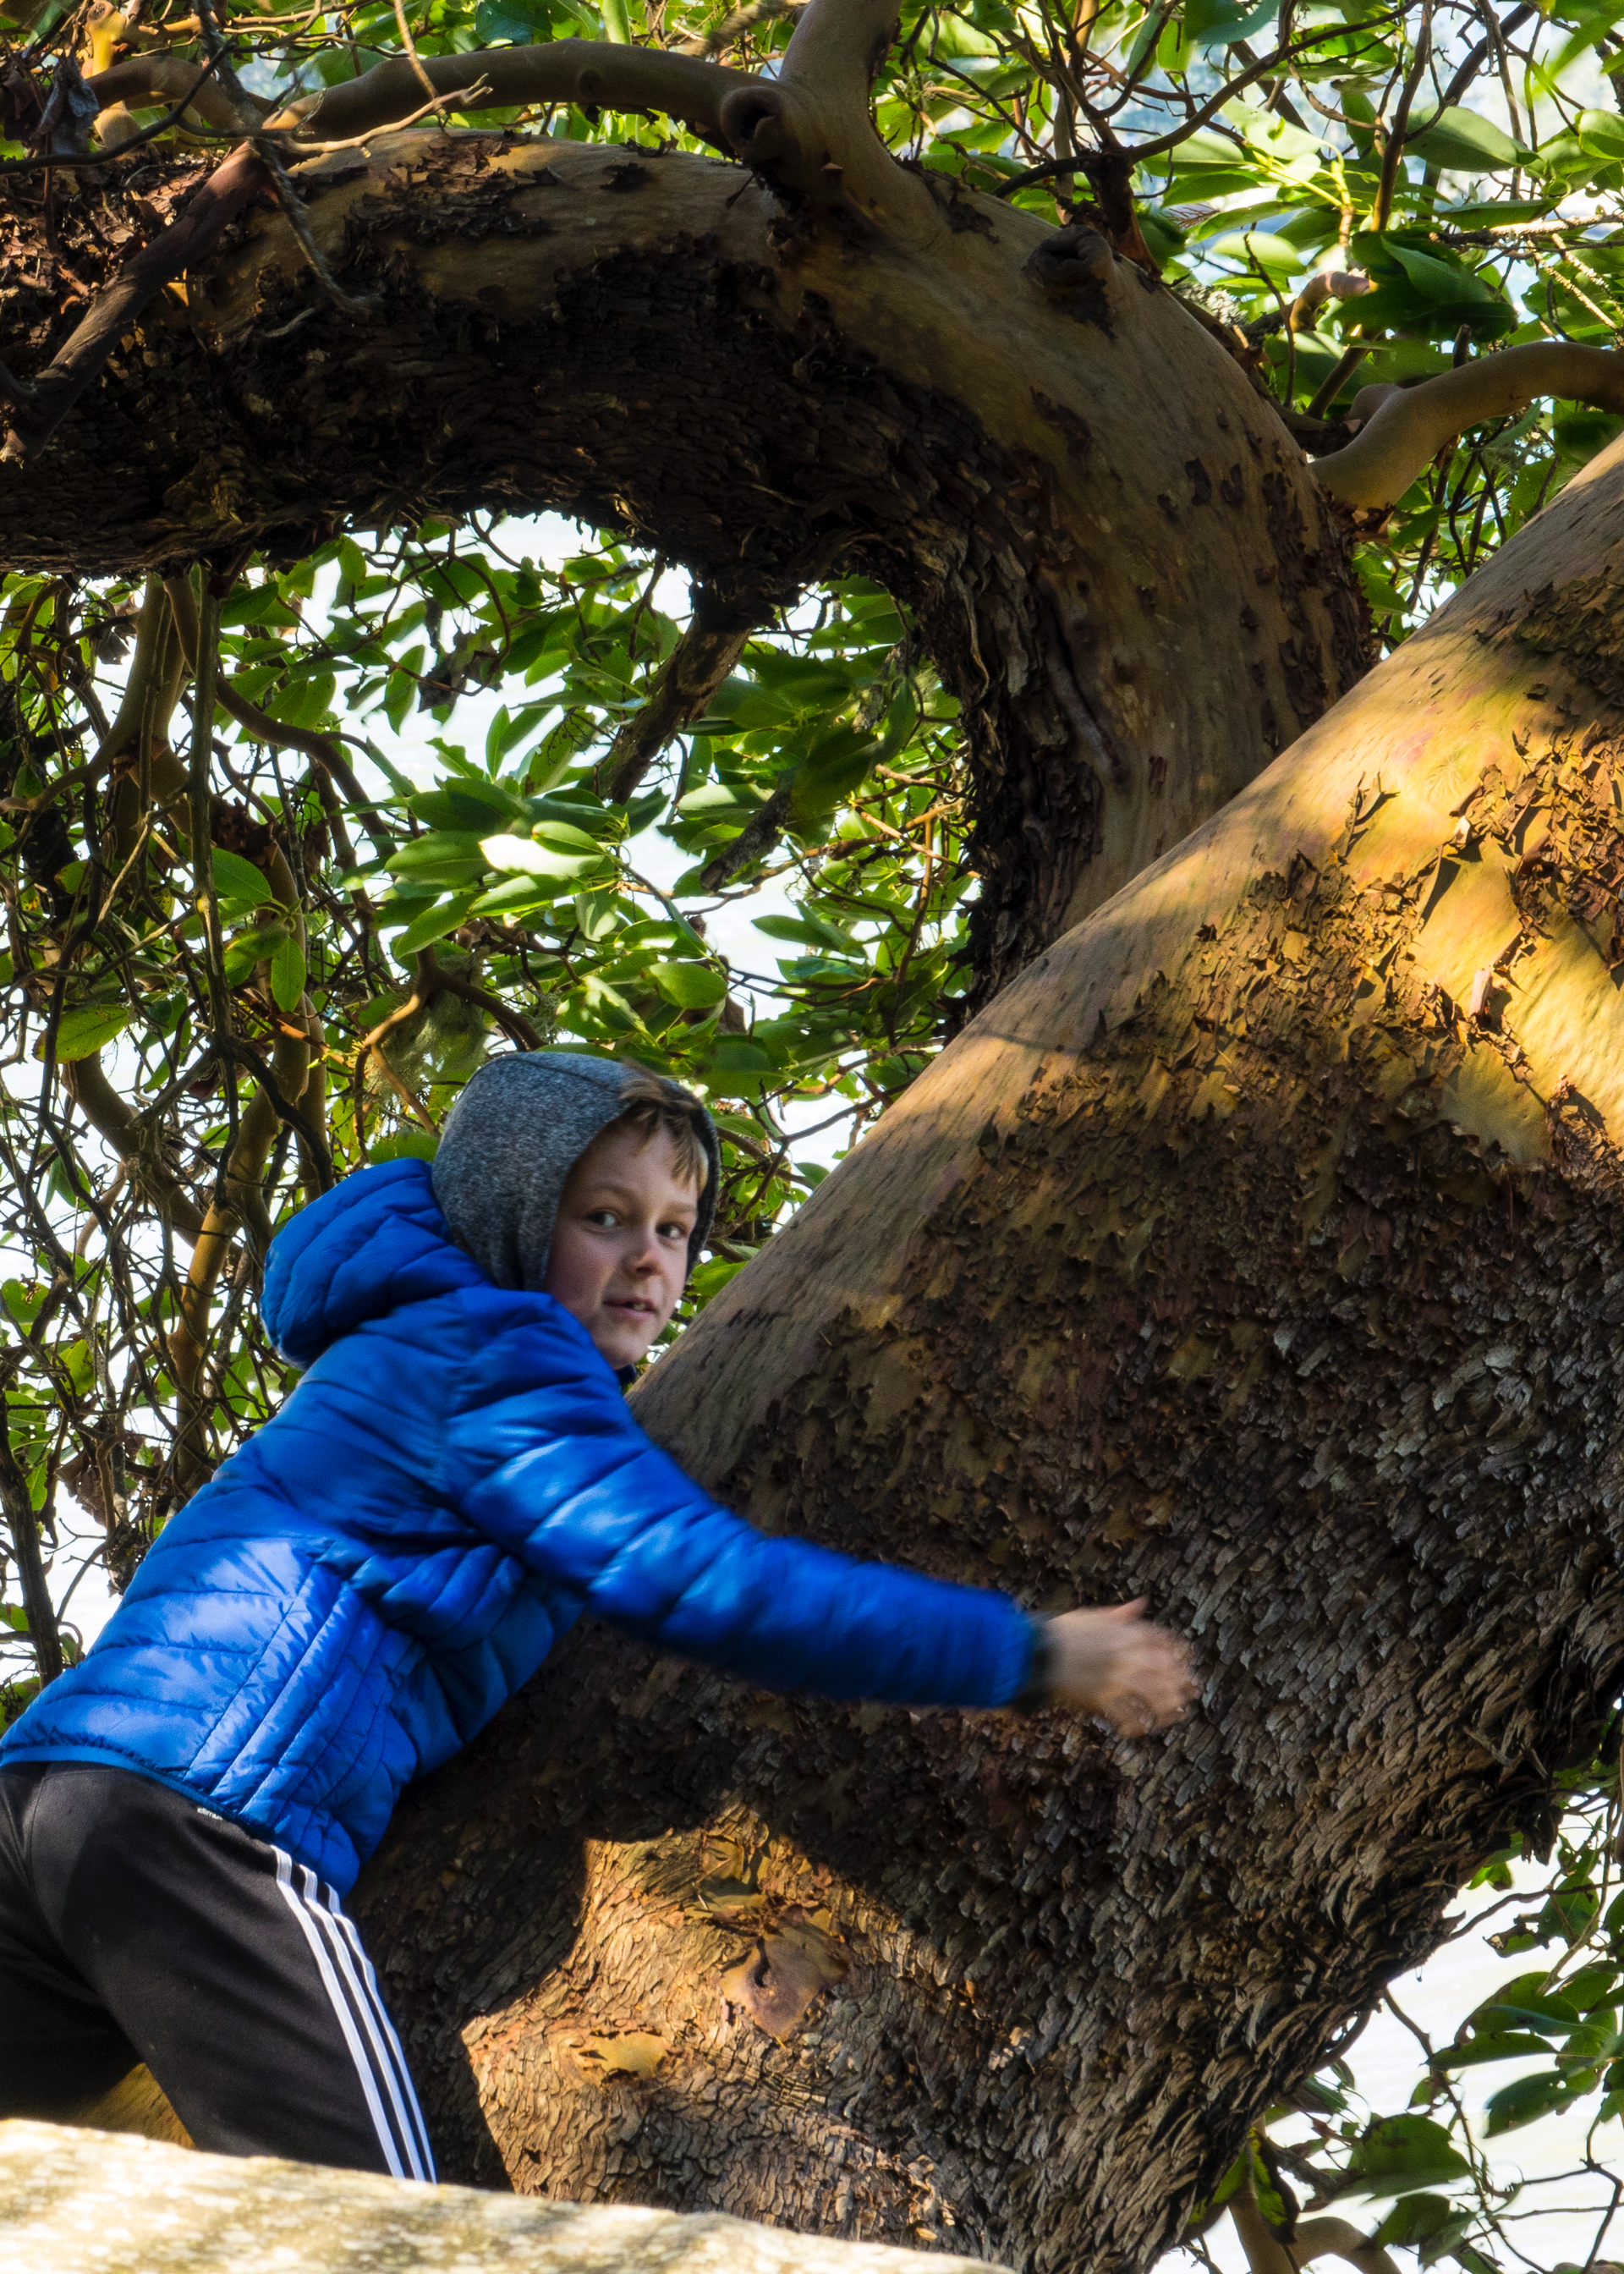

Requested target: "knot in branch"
[
  {"left": 1024, "top": 228, "right": 1116, "bottom": 328},
  {"left": 720, "top": 82, "right": 804, "bottom": 180}
]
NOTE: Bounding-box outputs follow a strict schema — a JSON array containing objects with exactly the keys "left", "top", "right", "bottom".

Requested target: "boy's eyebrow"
[{"left": 579, "top": 1178, "right": 698, "bottom": 1214}]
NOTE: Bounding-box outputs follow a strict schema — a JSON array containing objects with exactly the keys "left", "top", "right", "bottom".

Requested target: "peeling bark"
[
  {"left": 0, "top": 126, "right": 1366, "bottom": 991},
  {"left": 352, "top": 436, "right": 1624, "bottom": 2271}
]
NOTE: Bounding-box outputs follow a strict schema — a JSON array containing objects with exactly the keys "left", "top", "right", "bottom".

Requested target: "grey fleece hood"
[{"left": 430, "top": 1052, "right": 720, "bottom": 1294}]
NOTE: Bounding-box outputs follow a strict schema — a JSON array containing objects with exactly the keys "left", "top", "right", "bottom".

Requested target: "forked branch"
[
  {"left": 3, "top": 0, "right": 922, "bottom": 469},
  {"left": 1309, "top": 343, "right": 1624, "bottom": 508},
  {"left": 1230, "top": 2186, "right": 1402, "bottom": 2274}
]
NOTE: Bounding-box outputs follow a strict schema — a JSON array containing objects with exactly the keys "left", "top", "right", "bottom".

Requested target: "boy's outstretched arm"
[{"left": 447, "top": 1305, "right": 1196, "bottom": 1728}]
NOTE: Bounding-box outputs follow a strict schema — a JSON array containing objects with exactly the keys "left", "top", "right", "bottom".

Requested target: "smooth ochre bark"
[
  {"left": 0, "top": 2119, "right": 1007, "bottom": 2274},
  {"left": 0, "top": 126, "right": 1367, "bottom": 990},
  {"left": 344, "top": 437, "right": 1624, "bottom": 2272}
]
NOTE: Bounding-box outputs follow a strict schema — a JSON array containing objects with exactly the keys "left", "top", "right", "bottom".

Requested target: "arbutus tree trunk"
[
  {"left": 350, "top": 440, "right": 1624, "bottom": 2267},
  {"left": 0, "top": 117, "right": 1367, "bottom": 994}
]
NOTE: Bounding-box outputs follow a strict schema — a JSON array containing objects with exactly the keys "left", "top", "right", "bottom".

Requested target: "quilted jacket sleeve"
[{"left": 446, "top": 1299, "right": 1037, "bottom": 1711}]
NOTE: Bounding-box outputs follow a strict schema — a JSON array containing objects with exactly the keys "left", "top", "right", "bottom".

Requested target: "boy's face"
[{"left": 542, "top": 1118, "right": 700, "bottom": 1370}]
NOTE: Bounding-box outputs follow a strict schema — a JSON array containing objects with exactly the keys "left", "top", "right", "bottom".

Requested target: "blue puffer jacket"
[{"left": 2, "top": 1160, "right": 1035, "bottom": 1892}]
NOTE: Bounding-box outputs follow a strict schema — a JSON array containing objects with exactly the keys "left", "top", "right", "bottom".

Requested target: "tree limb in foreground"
[
  {"left": 1309, "top": 343, "right": 1624, "bottom": 508},
  {"left": 1229, "top": 2189, "right": 1402, "bottom": 2274}
]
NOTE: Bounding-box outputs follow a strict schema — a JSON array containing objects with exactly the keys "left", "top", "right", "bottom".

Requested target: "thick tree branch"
[
  {"left": 777, "top": 0, "right": 897, "bottom": 109},
  {"left": 1309, "top": 344, "right": 1624, "bottom": 507},
  {"left": 1230, "top": 2191, "right": 1402, "bottom": 2274},
  {"left": 1, "top": 142, "right": 272, "bottom": 465}
]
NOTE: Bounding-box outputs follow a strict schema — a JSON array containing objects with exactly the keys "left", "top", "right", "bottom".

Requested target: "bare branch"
[
  {"left": 0, "top": 1379, "right": 63, "bottom": 1684},
  {"left": 415, "top": 948, "right": 543, "bottom": 1052},
  {"left": 1310, "top": 345, "right": 1624, "bottom": 508},
  {"left": 1371, "top": 4, "right": 1432, "bottom": 235},
  {"left": 602, "top": 586, "right": 763, "bottom": 802},
  {"left": 672, "top": 0, "right": 807, "bottom": 59},
  {"left": 268, "top": 39, "right": 751, "bottom": 147}
]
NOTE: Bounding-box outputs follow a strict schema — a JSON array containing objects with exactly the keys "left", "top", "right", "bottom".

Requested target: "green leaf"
[
  {"left": 1183, "top": 0, "right": 1281, "bottom": 47},
  {"left": 41, "top": 1002, "right": 132, "bottom": 1062},
  {"left": 1407, "top": 107, "right": 1525, "bottom": 173},
  {"left": 480, "top": 832, "right": 603, "bottom": 882},
  {"left": 3, "top": 1277, "right": 45, "bottom": 1326},
  {"left": 708, "top": 1038, "right": 775, "bottom": 1074},
  {"left": 411, "top": 781, "right": 527, "bottom": 832},
  {"left": 1436, "top": 2030, "right": 1555, "bottom": 2069},
  {"left": 1208, "top": 229, "right": 1305, "bottom": 276},
  {"left": 1484, "top": 2069, "right": 1577, "bottom": 2136},
  {"left": 390, "top": 896, "right": 477, "bottom": 953},
  {"left": 270, "top": 932, "right": 307, "bottom": 1014},
  {"left": 532, "top": 820, "right": 606, "bottom": 856},
  {"left": 370, "top": 1131, "right": 440, "bottom": 1163},
  {"left": 388, "top": 832, "right": 490, "bottom": 887},
  {"left": 788, "top": 728, "right": 881, "bottom": 832},
  {"left": 1338, "top": 2116, "right": 1472, "bottom": 2200},
  {"left": 651, "top": 961, "right": 728, "bottom": 1009},
  {"left": 1385, "top": 243, "right": 1505, "bottom": 309},
  {"left": 1374, "top": 2193, "right": 1468, "bottom": 2250},
  {"left": 1475, "top": 1997, "right": 1583, "bottom": 2035},
  {"left": 210, "top": 849, "right": 275, "bottom": 915}
]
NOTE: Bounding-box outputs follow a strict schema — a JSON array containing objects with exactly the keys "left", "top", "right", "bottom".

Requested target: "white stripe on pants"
[{"left": 270, "top": 1848, "right": 436, "bottom": 2181}]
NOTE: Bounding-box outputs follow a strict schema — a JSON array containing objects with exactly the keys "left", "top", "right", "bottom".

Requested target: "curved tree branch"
[
  {"left": 254, "top": 40, "right": 752, "bottom": 148},
  {"left": 62, "top": 1055, "right": 206, "bottom": 1244},
  {"left": 163, "top": 573, "right": 395, "bottom": 853},
  {"left": 414, "top": 948, "right": 543, "bottom": 1052},
  {"left": 1230, "top": 2189, "right": 1402, "bottom": 2274},
  {"left": 1309, "top": 343, "right": 1624, "bottom": 507},
  {"left": 777, "top": 0, "right": 898, "bottom": 107},
  {"left": 31, "top": 14, "right": 930, "bottom": 478},
  {"left": 89, "top": 53, "right": 270, "bottom": 138}
]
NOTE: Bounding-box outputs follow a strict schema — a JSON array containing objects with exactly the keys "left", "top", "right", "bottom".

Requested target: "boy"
[{"left": 0, "top": 1052, "right": 1192, "bottom": 2179}]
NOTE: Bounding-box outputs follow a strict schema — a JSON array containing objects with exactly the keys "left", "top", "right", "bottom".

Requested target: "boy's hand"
[{"left": 1040, "top": 1601, "right": 1196, "bottom": 1732}]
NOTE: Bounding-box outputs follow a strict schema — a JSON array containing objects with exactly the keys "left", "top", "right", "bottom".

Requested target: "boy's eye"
[{"left": 586, "top": 1207, "right": 621, "bottom": 1228}]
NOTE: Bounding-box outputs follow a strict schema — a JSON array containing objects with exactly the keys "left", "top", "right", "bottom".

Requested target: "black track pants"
[{"left": 0, "top": 1761, "right": 435, "bottom": 2178}]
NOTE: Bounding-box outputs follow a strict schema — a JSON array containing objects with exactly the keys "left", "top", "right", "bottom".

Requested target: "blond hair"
[{"left": 617, "top": 1068, "right": 710, "bottom": 1192}]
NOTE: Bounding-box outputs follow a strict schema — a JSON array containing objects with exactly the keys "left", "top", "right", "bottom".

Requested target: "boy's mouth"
[{"left": 606, "top": 1296, "right": 656, "bottom": 1319}]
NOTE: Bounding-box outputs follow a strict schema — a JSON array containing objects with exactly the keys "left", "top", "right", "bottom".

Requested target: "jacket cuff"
[{"left": 1009, "top": 1618, "right": 1057, "bottom": 1714}]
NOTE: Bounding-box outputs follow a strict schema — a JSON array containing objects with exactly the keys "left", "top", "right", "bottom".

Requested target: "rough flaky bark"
[
  {"left": 0, "top": 118, "right": 1367, "bottom": 993},
  {"left": 349, "top": 435, "right": 1624, "bottom": 2270}
]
